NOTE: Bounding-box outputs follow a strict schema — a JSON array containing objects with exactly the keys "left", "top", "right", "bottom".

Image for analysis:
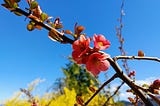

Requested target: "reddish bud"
[
  {"left": 153, "top": 89, "right": 160, "bottom": 94},
  {"left": 138, "top": 50, "right": 145, "bottom": 57},
  {"left": 64, "top": 30, "right": 72, "bottom": 34},
  {"left": 76, "top": 26, "right": 85, "bottom": 33},
  {"left": 74, "top": 23, "right": 85, "bottom": 39},
  {"left": 89, "top": 86, "right": 96, "bottom": 93},
  {"left": 76, "top": 96, "right": 84, "bottom": 105},
  {"left": 128, "top": 97, "right": 135, "bottom": 103},
  {"left": 128, "top": 70, "right": 136, "bottom": 77},
  {"left": 34, "top": 25, "right": 42, "bottom": 30},
  {"left": 126, "top": 89, "right": 132, "bottom": 93},
  {"left": 153, "top": 79, "right": 160, "bottom": 89},
  {"left": 54, "top": 17, "right": 63, "bottom": 29},
  {"left": 31, "top": 101, "right": 37, "bottom": 106}
]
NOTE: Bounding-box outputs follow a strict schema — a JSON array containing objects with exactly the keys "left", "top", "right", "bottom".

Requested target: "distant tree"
[{"left": 58, "top": 58, "right": 99, "bottom": 96}]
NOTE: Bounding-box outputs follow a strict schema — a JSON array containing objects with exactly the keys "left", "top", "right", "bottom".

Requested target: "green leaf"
[
  {"left": 4, "top": 0, "right": 10, "bottom": 5},
  {"left": 40, "top": 12, "right": 48, "bottom": 22},
  {"left": 27, "top": 24, "right": 34, "bottom": 31},
  {"left": 13, "top": 2, "right": 18, "bottom": 8},
  {"left": 14, "top": 11, "right": 22, "bottom": 16},
  {"left": 30, "top": 21, "right": 36, "bottom": 26},
  {"left": 55, "top": 24, "right": 63, "bottom": 29},
  {"left": 30, "top": 1, "right": 38, "bottom": 9},
  {"left": 4, "top": 0, "right": 12, "bottom": 7}
]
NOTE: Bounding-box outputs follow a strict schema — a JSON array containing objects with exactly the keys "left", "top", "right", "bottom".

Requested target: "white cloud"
[
  {"left": 119, "top": 92, "right": 134, "bottom": 101},
  {"left": 135, "top": 77, "right": 158, "bottom": 86}
]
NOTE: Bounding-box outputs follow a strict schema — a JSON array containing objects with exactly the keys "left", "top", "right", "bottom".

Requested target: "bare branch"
[
  {"left": 84, "top": 74, "right": 118, "bottom": 106},
  {"left": 116, "top": 0, "right": 130, "bottom": 75},
  {"left": 103, "top": 81, "right": 125, "bottom": 106},
  {"left": 114, "top": 56, "right": 160, "bottom": 62}
]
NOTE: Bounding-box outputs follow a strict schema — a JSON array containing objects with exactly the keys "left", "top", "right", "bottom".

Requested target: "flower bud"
[
  {"left": 27, "top": 24, "right": 34, "bottom": 31},
  {"left": 76, "top": 96, "right": 84, "bottom": 105},
  {"left": 153, "top": 79, "right": 160, "bottom": 89},
  {"left": 128, "top": 70, "right": 136, "bottom": 77},
  {"left": 89, "top": 86, "right": 96, "bottom": 93},
  {"left": 76, "top": 26, "right": 85, "bottom": 33},
  {"left": 138, "top": 50, "right": 144, "bottom": 57},
  {"left": 64, "top": 30, "right": 72, "bottom": 34},
  {"left": 128, "top": 97, "right": 135, "bottom": 103},
  {"left": 153, "top": 89, "right": 160, "bottom": 94}
]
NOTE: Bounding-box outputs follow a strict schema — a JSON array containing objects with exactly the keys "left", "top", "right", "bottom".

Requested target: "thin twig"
[
  {"left": 103, "top": 81, "right": 125, "bottom": 106},
  {"left": 116, "top": 0, "right": 130, "bottom": 75},
  {"left": 84, "top": 74, "right": 118, "bottom": 106},
  {"left": 113, "top": 56, "right": 160, "bottom": 62}
]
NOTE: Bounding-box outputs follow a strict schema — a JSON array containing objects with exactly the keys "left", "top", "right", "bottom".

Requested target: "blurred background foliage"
[{"left": 3, "top": 58, "right": 124, "bottom": 106}]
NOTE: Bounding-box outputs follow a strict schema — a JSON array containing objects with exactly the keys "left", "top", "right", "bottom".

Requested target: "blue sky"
[{"left": 0, "top": 0, "right": 160, "bottom": 101}]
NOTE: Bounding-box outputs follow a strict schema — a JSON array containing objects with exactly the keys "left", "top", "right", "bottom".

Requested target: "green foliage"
[
  {"left": 40, "top": 13, "right": 48, "bottom": 22},
  {"left": 4, "top": 87, "right": 115, "bottom": 106},
  {"left": 61, "top": 58, "right": 99, "bottom": 96},
  {"left": 30, "top": 1, "right": 38, "bottom": 9},
  {"left": 3, "top": 60, "right": 124, "bottom": 106}
]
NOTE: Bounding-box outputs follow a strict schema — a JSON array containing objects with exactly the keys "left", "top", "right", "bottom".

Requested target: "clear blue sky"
[{"left": 0, "top": 0, "right": 160, "bottom": 101}]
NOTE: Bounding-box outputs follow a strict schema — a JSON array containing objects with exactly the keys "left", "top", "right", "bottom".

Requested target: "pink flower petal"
[
  {"left": 86, "top": 52, "right": 110, "bottom": 76},
  {"left": 93, "top": 34, "right": 110, "bottom": 50},
  {"left": 72, "top": 35, "right": 91, "bottom": 64}
]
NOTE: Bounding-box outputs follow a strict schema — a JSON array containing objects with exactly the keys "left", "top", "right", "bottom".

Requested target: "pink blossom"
[
  {"left": 72, "top": 48, "right": 90, "bottom": 64},
  {"left": 93, "top": 34, "right": 110, "bottom": 50},
  {"left": 86, "top": 52, "right": 110, "bottom": 76},
  {"left": 72, "top": 35, "right": 90, "bottom": 51},
  {"left": 72, "top": 35, "right": 91, "bottom": 64}
]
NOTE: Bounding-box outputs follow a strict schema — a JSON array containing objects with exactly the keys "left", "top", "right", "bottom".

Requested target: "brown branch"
[
  {"left": 114, "top": 56, "right": 160, "bottom": 62},
  {"left": 116, "top": 0, "right": 130, "bottom": 75},
  {"left": 134, "top": 84, "right": 160, "bottom": 105},
  {"left": 84, "top": 74, "right": 118, "bottom": 106},
  {"left": 148, "top": 93, "right": 160, "bottom": 105},
  {"left": 103, "top": 81, "right": 125, "bottom": 106},
  {"left": 107, "top": 57, "right": 153, "bottom": 106},
  {"left": 12, "top": 8, "right": 74, "bottom": 44}
]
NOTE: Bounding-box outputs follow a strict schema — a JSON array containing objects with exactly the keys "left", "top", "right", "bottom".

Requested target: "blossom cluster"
[{"left": 72, "top": 34, "right": 111, "bottom": 76}]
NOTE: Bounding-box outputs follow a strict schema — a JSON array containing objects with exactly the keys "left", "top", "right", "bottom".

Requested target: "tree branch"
[
  {"left": 114, "top": 56, "right": 160, "bottom": 62},
  {"left": 13, "top": 8, "right": 74, "bottom": 44},
  {"left": 103, "top": 81, "right": 125, "bottom": 106},
  {"left": 107, "top": 57, "right": 153, "bottom": 106},
  {"left": 84, "top": 74, "right": 118, "bottom": 106}
]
